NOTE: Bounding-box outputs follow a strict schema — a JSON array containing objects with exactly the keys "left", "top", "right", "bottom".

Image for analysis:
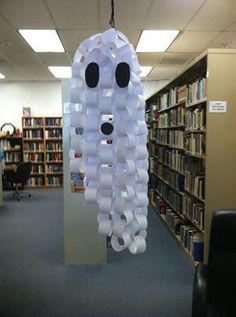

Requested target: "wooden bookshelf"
[
  {"left": 22, "top": 116, "right": 63, "bottom": 188},
  {"left": 0, "top": 136, "right": 23, "bottom": 166},
  {"left": 147, "top": 49, "right": 236, "bottom": 263}
]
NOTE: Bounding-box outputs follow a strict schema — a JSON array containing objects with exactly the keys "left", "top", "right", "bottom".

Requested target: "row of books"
[
  {"left": 46, "top": 164, "right": 63, "bottom": 173},
  {"left": 46, "top": 153, "right": 62, "bottom": 162},
  {"left": 23, "top": 118, "right": 44, "bottom": 127},
  {"left": 157, "top": 165, "right": 185, "bottom": 192},
  {"left": 149, "top": 127, "right": 157, "bottom": 140},
  {"left": 157, "top": 181, "right": 183, "bottom": 213},
  {"left": 31, "top": 165, "right": 44, "bottom": 174},
  {"left": 47, "top": 176, "right": 63, "bottom": 185},
  {"left": 149, "top": 157, "right": 158, "bottom": 175},
  {"left": 27, "top": 176, "right": 44, "bottom": 186},
  {"left": 158, "top": 148, "right": 185, "bottom": 174},
  {"left": 46, "top": 142, "right": 63, "bottom": 151},
  {"left": 185, "top": 107, "right": 206, "bottom": 131},
  {"left": 186, "top": 77, "right": 206, "bottom": 105},
  {"left": 159, "top": 87, "right": 177, "bottom": 110},
  {"left": 157, "top": 130, "right": 184, "bottom": 149},
  {"left": 159, "top": 106, "right": 185, "bottom": 127},
  {"left": 185, "top": 133, "right": 206, "bottom": 156},
  {"left": 24, "top": 130, "right": 43, "bottom": 139},
  {"left": 164, "top": 208, "right": 204, "bottom": 262},
  {"left": 148, "top": 142, "right": 158, "bottom": 157},
  {"left": 24, "top": 153, "right": 44, "bottom": 162},
  {"left": 185, "top": 171, "right": 205, "bottom": 200},
  {"left": 154, "top": 195, "right": 204, "bottom": 262},
  {"left": 24, "top": 143, "right": 44, "bottom": 151},
  {"left": 45, "top": 118, "right": 62, "bottom": 127},
  {"left": 180, "top": 225, "right": 204, "bottom": 262},
  {"left": 0, "top": 139, "right": 20, "bottom": 151},
  {"left": 149, "top": 104, "right": 159, "bottom": 122},
  {"left": 45, "top": 129, "right": 62, "bottom": 139},
  {"left": 4, "top": 152, "right": 21, "bottom": 163},
  {"left": 182, "top": 195, "right": 205, "bottom": 230}
]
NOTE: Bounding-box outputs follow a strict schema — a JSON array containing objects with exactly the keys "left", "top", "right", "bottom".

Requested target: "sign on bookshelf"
[{"left": 209, "top": 101, "right": 227, "bottom": 113}]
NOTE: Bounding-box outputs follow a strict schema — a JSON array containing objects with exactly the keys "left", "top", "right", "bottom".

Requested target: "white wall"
[
  {"left": 142, "top": 80, "right": 169, "bottom": 100},
  {"left": 0, "top": 82, "right": 62, "bottom": 129}
]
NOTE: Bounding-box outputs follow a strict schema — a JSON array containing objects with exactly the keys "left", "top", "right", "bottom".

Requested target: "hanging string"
[{"left": 109, "top": 0, "right": 116, "bottom": 28}]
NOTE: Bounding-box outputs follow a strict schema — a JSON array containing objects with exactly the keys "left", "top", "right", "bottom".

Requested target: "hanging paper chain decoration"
[{"left": 69, "top": 28, "right": 149, "bottom": 254}]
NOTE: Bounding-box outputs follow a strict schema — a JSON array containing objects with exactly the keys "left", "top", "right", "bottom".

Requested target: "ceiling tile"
[
  {"left": 46, "top": 0, "right": 98, "bottom": 29},
  {"left": 0, "top": 0, "right": 54, "bottom": 28},
  {"left": 137, "top": 53, "right": 165, "bottom": 66},
  {"left": 37, "top": 53, "right": 71, "bottom": 66},
  {"left": 209, "top": 32, "right": 236, "bottom": 49},
  {"left": 22, "top": 64, "right": 54, "bottom": 80},
  {"left": 148, "top": 65, "right": 181, "bottom": 80},
  {"left": 168, "top": 31, "right": 219, "bottom": 53},
  {"left": 118, "top": 28, "right": 141, "bottom": 48},
  {"left": 5, "top": 51, "right": 43, "bottom": 67},
  {"left": 226, "top": 21, "right": 236, "bottom": 31},
  {"left": 144, "top": 0, "right": 205, "bottom": 29},
  {"left": 98, "top": 0, "right": 152, "bottom": 29},
  {"left": 186, "top": 0, "right": 236, "bottom": 31},
  {"left": 58, "top": 29, "right": 101, "bottom": 57},
  {"left": 0, "top": 64, "right": 33, "bottom": 80},
  {"left": 161, "top": 52, "right": 197, "bottom": 65}
]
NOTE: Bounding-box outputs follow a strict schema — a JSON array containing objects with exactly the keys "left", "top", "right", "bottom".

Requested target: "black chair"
[
  {"left": 6, "top": 162, "right": 32, "bottom": 200},
  {"left": 192, "top": 210, "right": 236, "bottom": 317}
]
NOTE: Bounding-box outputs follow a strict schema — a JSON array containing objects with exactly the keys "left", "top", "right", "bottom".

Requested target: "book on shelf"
[
  {"left": 45, "top": 129, "right": 62, "bottom": 139},
  {"left": 47, "top": 176, "right": 63, "bottom": 186},
  {"left": 192, "top": 233, "right": 204, "bottom": 262},
  {"left": 187, "top": 77, "right": 206, "bottom": 105},
  {"left": 45, "top": 118, "right": 62, "bottom": 127},
  {"left": 23, "top": 117, "right": 43, "bottom": 127},
  {"left": 185, "top": 107, "right": 206, "bottom": 131},
  {"left": 177, "top": 85, "right": 187, "bottom": 103},
  {"left": 27, "top": 176, "right": 44, "bottom": 186},
  {"left": 23, "top": 129, "right": 43, "bottom": 139}
]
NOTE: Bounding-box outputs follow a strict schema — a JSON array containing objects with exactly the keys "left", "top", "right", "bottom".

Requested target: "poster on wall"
[{"left": 22, "top": 107, "right": 31, "bottom": 117}]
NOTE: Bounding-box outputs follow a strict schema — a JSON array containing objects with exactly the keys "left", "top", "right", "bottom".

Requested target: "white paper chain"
[{"left": 69, "top": 28, "right": 149, "bottom": 254}]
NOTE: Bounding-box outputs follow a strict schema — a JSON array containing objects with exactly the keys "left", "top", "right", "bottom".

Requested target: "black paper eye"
[
  {"left": 115, "top": 62, "right": 130, "bottom": 88},
  {"left": 101, "top": 122, "right": 113, "bottom": 135},
  {"left": 85, "top": 62, "right": 99, "bottom": 88}
]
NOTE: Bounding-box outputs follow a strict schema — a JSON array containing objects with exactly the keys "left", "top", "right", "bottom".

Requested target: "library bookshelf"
[
  {"left": 22, "top": 116, "right": 63, "bottom": 188},
  {"left": 147, "top": 49, "right": 236, "bottom": 264},
  {"left": 0, "top": 136, "right": 23, "bottom": 166}
]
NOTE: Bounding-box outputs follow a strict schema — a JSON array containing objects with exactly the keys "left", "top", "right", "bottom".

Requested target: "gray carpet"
[{"left": 0, "top": 189, "right": 193, "bottom": 317}]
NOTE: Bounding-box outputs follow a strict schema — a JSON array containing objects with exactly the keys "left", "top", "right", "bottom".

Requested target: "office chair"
[
  {"left": 192, "top": 210, "right": 236, "bottom": 317},
  {"left": 7, "top": 162, "right": 32, "bottom": 201}
]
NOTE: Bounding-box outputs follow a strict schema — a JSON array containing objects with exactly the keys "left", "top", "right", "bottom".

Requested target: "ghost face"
[{"left": 69, "top": 29, "right": 149, "bottom": 254}]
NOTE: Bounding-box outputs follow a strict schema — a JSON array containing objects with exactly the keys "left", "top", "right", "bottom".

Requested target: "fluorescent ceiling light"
[
  {"left": 18, "top": 29, "right": 64, "bottom": 52},
  {"left": 140, "top": 66, "right": 152, "bottom": 77},
  {"left": 48, "top": 66, "right": 71, "bottom": 78},
  {"left": 136, "top": 30, "right": 179, "bottom": 52},
  {"left": 0, "top": 73, "right": 5, "bottom": 79}
]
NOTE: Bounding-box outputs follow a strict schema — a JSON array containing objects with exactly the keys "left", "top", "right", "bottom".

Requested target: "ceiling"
[{"left": 0, "top": 0, "right": 236, "bottom": 82}]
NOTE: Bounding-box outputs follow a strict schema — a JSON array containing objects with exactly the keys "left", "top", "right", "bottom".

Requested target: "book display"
[
  {"left": 22, "top": 117, "right": 63, "bottom": 188},
  {"left": 147, "top": 49, "right": 236, "bottom": 264}
]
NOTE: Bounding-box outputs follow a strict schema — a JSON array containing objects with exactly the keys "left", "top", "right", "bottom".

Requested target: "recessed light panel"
[
  {"left": 18, "top": 29, "right": 64, "bottom": 52},
  {"left": 48, "top": 66, "right": 71, "bottom": 78},
  {"left": 0, "top": 73, "right": 5, "bottom": 79},
  {"left": 136, "top": 30, "right": 179, "bottom": 52}
]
